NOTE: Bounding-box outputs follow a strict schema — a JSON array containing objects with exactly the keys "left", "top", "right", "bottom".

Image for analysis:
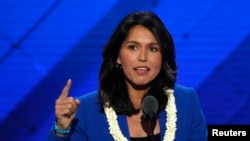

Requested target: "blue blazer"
[{"left": 47, "top": 84, "right": 208, "bottom": 141}]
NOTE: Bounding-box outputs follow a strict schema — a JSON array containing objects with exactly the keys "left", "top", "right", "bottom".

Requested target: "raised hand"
[{"left": 55, "top": 79, "right": 80, "bottom": 130}]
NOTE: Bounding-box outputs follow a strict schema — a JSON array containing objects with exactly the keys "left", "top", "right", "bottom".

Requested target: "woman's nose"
[{"left": 138, "top": 49, "right": 147, "bottom": 62}]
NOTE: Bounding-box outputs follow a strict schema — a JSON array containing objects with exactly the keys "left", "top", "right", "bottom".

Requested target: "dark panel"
[
  {"left": 198, "top": 34, "right": 250, "bottom": 124},
  {"left": 0, "top": 1, "right": 158, "bottom": 141}
]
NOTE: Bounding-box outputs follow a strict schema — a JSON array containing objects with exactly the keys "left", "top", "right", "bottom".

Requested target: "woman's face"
[{"left": 117, "top": 25, "right": 162, "bottom": 88}]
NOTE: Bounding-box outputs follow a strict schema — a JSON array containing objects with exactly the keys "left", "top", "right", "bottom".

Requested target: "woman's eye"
[
  {"left": 128, "top": 45, "right": 137, "bottom": 50},
  {"left": 150, "top": 46, "right": 159, "bottom": 52}
]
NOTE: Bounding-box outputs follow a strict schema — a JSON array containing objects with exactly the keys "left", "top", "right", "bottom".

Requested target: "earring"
[{"left": 116, "top": 63, "right": 122, "bottom": 69}]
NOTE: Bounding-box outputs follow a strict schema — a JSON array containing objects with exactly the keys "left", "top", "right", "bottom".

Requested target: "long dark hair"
[{"left": 98, "top": 11, "right": 177, "bottom": 115}]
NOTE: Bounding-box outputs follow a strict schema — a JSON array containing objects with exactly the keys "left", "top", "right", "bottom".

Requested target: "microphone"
[{"left": 142, "top": 95, "right": 158, "bottom": 138}]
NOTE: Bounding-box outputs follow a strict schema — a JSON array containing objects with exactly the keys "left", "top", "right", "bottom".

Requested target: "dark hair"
[{"left": 98, "top": 11, "right": 177, "bottom": 115}]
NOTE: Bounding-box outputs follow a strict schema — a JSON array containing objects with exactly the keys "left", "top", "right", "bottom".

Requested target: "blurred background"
[{"left": 0, "top": 0, "right": 250, "bottom": 140}]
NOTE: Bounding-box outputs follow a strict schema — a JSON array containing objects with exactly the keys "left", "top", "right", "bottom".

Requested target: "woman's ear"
[{"left": 116, "top": 57, "right": 121, "bottom": 64}]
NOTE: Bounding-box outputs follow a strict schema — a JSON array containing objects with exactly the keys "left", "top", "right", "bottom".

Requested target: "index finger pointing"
[{"left": 59, "top": 79, "right": 72, "bottom": 98}]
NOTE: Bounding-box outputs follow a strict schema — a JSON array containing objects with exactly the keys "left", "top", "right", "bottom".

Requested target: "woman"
[{"left": 47, "top": 11, "right": 208, "bottom": 141}]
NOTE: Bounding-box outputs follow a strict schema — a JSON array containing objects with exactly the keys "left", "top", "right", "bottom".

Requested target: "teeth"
[{"left": 136, "top": 67, "right": 147, "bottom": 70}]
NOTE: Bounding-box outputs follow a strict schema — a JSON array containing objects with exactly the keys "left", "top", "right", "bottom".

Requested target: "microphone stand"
[
  {"left": 146, "top": 111, "right": 157, "bottom": 141},
  {"left": 141, "top": 95, "right": 158, "bottom": 141}
]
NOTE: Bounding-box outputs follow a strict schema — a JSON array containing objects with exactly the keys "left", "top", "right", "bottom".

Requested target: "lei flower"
[{"left": 104, "top": 89, "right": 177, "bottom": 141}]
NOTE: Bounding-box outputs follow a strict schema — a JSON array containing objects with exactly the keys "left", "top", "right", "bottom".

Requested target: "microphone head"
[{"left": 142, "top": 95, "right": 158, "bottom": 119}]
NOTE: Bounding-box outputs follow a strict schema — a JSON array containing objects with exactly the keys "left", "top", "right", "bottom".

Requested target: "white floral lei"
[{"left": 104, "top": 89, "right": 177, "bottom": 141}]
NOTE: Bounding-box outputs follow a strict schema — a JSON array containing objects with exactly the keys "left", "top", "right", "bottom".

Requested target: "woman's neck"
[
  {"left": 127, "top": 88, "right": 149, "bottom": 109},
  {"left": 125, "top": 79, "right": 151, "bottom": 108}
]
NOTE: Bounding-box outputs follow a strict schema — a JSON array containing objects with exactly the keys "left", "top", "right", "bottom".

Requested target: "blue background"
[{"left": 0, "top": 0, "right": 250, "bottom": 140}]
